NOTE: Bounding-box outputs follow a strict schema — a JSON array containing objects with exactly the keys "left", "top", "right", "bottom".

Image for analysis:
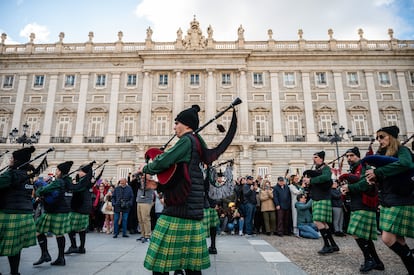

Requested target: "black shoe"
[
  {"left": 33, "top": 252, "right": 51, "bottom": 265},
  {"left": 77, "top": 247, "right": 86, "bottom": 254},
  {"left": 360, "top": 259, "right": 377, "bottom": 273},
  {"left": 141, "top": 238, "right": 150, "bottom": 243},
  {"left": 50, "top": 257, "right": 65, "bottom": 266},
  {"left": 136, "top": 236, "right": 144, "bottom": 241},
  {"left": 208, "top": 246, "right": 217, "bottom": 254},
  {"left": 374, "top": 260, "right": 385, "bottom": 270},
  {"left": 64, "top": 246, "right": 78, "bottom": 255},
  {"left": 318, "top": 246, "right": 333, "bottom": 255},
  {"left": 122, "top": 234, "right": 129, "bottom": 238},
  {"left": 174, "top": 270, "right": 185, "bottom": 275},
  {"left": 113, "top": 234, "right": 118, "bottom": 238},
  {"left": 330, "top": 245, "right": 340, "bottom": 252}
]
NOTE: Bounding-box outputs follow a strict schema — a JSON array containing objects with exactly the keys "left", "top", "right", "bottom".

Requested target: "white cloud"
[
  {"left": 134, "top": 0, "right": 410, "bottom": 41},
  {"left": 19, "top": 23, "right": 50, "bottom": 43}
]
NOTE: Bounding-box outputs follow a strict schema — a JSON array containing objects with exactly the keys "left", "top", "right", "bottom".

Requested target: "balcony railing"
[
  {"left": 84, "top": 136, "right": 104, "bottom": 143},
  {"left": 50, "top": 136, "right": 72, "bottom": 143},
  {"left": 285, "top": 135, "right": 306, "bottom": 142},
  {"left": 0, "top": 137, "right": 7, "bottom": 143},
  {"left": 118, "top": 136, "right": 133, "bottom": 143},
  {"left": 255, "top": 135, "right": 272, "bottom": 142},
  {"left": 351, "top": 135, "right": 372, "bottom": 141}
]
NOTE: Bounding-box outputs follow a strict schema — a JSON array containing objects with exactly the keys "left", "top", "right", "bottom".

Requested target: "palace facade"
[{"left": 1, "top": 18, "right": 413, "bottom": 180}]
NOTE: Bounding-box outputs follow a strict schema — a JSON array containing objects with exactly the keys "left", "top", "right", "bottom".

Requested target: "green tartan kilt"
[
  {"left": 0, "top": 211, "right": 36, "bottom": 256},
  {"left": 144, "top": 215, "right": 210, "bottom": 272},
  {"left": 380, "top": 205, "right": 414, "bottom": 238},
  {"left": 69, "top": 212, "right": 89, "bottom": 232},
  {"left": 312, "top": 199, "right": 332, "bottom": 223},
  {"left": 202, "top": 208, "right": 220, "bottom": 238},
  {"left": 347, "top": 210, "right": 378, "bottom": 240},
  {"left": 36, "top": 212, "right": 71, "bottom": 235}
]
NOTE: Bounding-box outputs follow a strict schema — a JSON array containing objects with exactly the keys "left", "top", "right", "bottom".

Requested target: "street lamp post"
[
  {"left": 9, "top": 122, "right": 41, "bottom": 147},
  {"left": 318, "top": 121, "right": 352, "bottom": 159}
]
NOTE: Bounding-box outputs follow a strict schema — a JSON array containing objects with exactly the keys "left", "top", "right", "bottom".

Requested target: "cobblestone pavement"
[{"left": 261, "top": 233, "right": 414, "bottom": 275}]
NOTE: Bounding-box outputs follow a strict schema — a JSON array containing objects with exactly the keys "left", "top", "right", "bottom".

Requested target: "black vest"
[{"left": 0, "top": 169, "right": 33, "bottom": 213}]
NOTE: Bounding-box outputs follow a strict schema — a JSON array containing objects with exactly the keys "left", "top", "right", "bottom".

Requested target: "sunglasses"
[{"left": 376, "top": 135, "right": 386, "bottom": 140}]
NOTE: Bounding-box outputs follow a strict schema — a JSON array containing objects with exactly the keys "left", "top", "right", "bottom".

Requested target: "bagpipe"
[{"left": 144, "top": 97, "right": 242, "bottom": 187}]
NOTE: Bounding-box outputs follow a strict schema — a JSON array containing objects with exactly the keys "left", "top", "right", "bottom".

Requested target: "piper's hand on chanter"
[
  {"left": 301, "top": 177, "right": 310, "bottom": 185},
  {"left": 365, "top": 169, "right": 376, "bottom": 185}
]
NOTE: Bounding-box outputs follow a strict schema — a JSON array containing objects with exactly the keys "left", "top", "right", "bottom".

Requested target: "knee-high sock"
[
  {"left": 326, "top": 230, "right": 338, "bottom": 247},
  {"left": 79, "top": 230, "right": 86, "bottom": 249},
  {"left": 68, "top": 231, "right": 77, "bottom": 248},
  {"left": 389, "top": 242, "right": 414, "bottom": 274},
  {"left": 37, "top": 233, "right": 48, "bottom": 255},
  {"left": 185, "top": 270, "right": 202, "bottom": 275},
  {"left": 56, "top": 236, "right": 66, "bottom": 259},
  {"left": 8, "top": 251, "right": 21, "bottom": 274},
  {"left": 355, "top": 238, "right": 371, "bottom": 262},
  {"left": 367, "top": 240, "right": 382, "bottom": 263},
  {"left": 210, "top": 227, "right": 217, "bottom": 249},
  {"left": 319, "top": 228, "right": 330, "bottom": 247}
]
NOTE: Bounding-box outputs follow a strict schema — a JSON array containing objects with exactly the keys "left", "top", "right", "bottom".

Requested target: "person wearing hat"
[
  {"left": 64, "top": 163, "right": 94, "bottom": 255},
  {"left": 363, "top": 126, "right": 414, "bottom": 274},
  {"left": 0, "top": 146, "right": 37, "bottom": 275},
  {"left": 340, "top": 147, "right": 384, "bottom": 272},
  {"left": 302, "top": 151, "right": 340, "bottom": 255},
  {"left": 137, "top": 105, "right": 211, "bottom": 275},
  {"left": 34, "top": 161, "right": 73, "bottom": 266}
]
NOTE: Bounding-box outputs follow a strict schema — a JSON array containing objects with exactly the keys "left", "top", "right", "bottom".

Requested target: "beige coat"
[{"left": 259, "top": 189, "right": 276, "bottom": 212}]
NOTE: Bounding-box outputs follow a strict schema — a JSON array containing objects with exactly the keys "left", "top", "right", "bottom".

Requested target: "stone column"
[
  {"left": 72, "top": 74, "right": 89, "bottom": 143},
  {"left": 333, "top": 72, "right": 348, "bottom": 128},
  {"left": 269, "top": 72, "right": 284, "bottom": 142},
  {"left": 205, "top": 69, "right": 216, "bottom": 134},
  {"left": 106, "top": 73, "right": 120, "bottom": 143},
  {"left": 11, "top": 75, "right": 28, "bottom": 131},
  {"left": 140, "top": 71, "right": 152, "bottom": 137},
  {"left": 238, "top": 70, "right": 249, "bottom": 136},
  {"left": 301, "top": 72, "right": 317, "bottom": 142},
  {"left": 39, "top": 74, "right": 58, "bottom": 144},
  {"left": 396, "top": 71, "right": 414, "bottom": 134},
  {"left": 173, "top": 70, "right": 184, "bottom": 120},
  {"left": 364, "top": 71, "right": 381, "bottom": 131}
]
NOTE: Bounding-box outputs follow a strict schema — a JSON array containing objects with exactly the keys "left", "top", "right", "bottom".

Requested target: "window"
[
  {"left": 385, "top": 114, "right": 398, "bottom": 127},
  {"left": 220, "top": 114, "right": 232, "bottom": 132},
  {"left": 64, "top": 75, "right": 75, "bottom": 87},
  {"left": 89, "top": 116, "right": 103, "bottom": 136},
  {"left": 378, "top": 72, "right": 390, "bottom": 86},
  {"left": 126, "top": 74, "right": 137, "bottom": 87},
  {"left": 155, "top": 115, "right": 168, "bottom": 136},
  {"left": 121, "top": 115, "right": 134, "bottom": 136},
  {"left": 254, "top": 115, "right": 268, "bottom": 136},
  {"left": 222, "top": 73, "right": 231, "bottom": 85},
  {"left": 283, "top": 72, "right": 295, "bottom": 87},
  {"left": 95, "top": 74, "right": 106, "bottom": 87},
  {"left": 347, "top": 72, "right": 359, "bottom": 86},
  {"left": 57, "top": 116, "right": 71, "bottom": 137},
  {"left": 118, "top": 167, "right": 131, "bottom": 180},
  {"left": 409, "top": 71, "right": 414, "bottom": 86},
  {"left": 159, "top": 74, "right": 168, "bottom": 86},
  {"left": 33, "top": 75, "right": 45, "bottom": 88},
  {"left": 315, "top": 72, "right": 327, "bottom": 86},
  {"left": 253, "top": 73, "right": 263, "bottom": 86},
  {"left": 2, "top": 75, "right": 14, "bottom": 88},
  {"left": 257, "top": 167, "right": 269, "bottom": 178},
  {"left": 26, "top": 116, "right": 40, "bottom": 135},
  {"left": 353, "top": 114, "right": 367, "bottom": 136},
  {"left": 286, "top": 114, "right": 301, "bottom": 135},
  {"left": 0, "top": 116, "right": 7, "bottom": 138},
  {"left": 319, "top": 114, "right": 332, "bottom": 134},
  {"left": 190, "top": 74, "right": 200, "bottom": 86}
]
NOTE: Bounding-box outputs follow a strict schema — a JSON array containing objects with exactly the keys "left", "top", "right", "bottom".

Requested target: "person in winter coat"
[{"left": 112, "top": 177, "right": 134, "bottom": 238}]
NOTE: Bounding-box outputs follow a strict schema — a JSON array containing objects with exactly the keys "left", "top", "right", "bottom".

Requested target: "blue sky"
[{"left": 1, "top": 0, "right": 413, "bottom": 44}]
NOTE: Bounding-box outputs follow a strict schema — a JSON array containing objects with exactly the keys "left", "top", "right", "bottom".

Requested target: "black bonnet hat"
[
  {"left": 57, "top": 161, "right": 73, "bottom": 175},
  {"left": 175, "top": 105, "right": 200, "bottom": 131},
  {"left": 314, "top": 151, "right": 325, "bottom": 160},
  {"left": 79, "top": 163, "right": 93, "bottom": 174},
  {"left": 377, "top": 125, "right": 399, "bottom": 139},
  {"left": 346, "top": 147, "right": 360, "bottom": 158},
  {"left": 12, "top": 146, "right": 35, "bottom": 164}
]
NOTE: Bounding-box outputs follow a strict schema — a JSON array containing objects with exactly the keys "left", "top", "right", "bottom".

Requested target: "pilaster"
[{"left": 40, "top": 74, "right": 58, "bottom": 144}]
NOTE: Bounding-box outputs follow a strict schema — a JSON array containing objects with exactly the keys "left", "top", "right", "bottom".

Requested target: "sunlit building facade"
[{"left": 1, "top": 18, "right": 413, "bottom": 179}]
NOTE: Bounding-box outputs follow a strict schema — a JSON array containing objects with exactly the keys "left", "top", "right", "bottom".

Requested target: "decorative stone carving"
[
  {"left": 177, "top": 28, "right": 183, "bottom": 40},
  {"left": 183, "top": 16, "right": 206, "bottom": 50},
  {"left": 88, "top": 31, "right": 94, "bottom": 43},
  {"left": 238, "top": 25, "right": 244, "bottom": 40},
  {"left": 29, "top": 33, "right": 35, "bottom": 43},
  {"left": 328, "top": 29, "right": 334, "bottom": 40},
  {"left": 58, "top": 32, "right": 65, "bottom": 43},
  {"left": 207, "top": 25, "right": 213, "bottom": 39},
  {"left": 298, "top": 29, "right": 303, "bottom": 40},
  {"left": 268, "top": 29, "right": 273, "bottom": 40},
  {"left": 146, "top": 27, "right": 153, "bottom": 41},
  {"left": 1, "top": 33, "right": 7, "bottom": 44},
  {"left": 358, "top": 28, "right": 364, "bottom": 40},
  {"left": 388, "top": 28, "right": 394, "bottom": 40},
  {"left": 118, "top": 31, "right": 123, "bottom": 42}
]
